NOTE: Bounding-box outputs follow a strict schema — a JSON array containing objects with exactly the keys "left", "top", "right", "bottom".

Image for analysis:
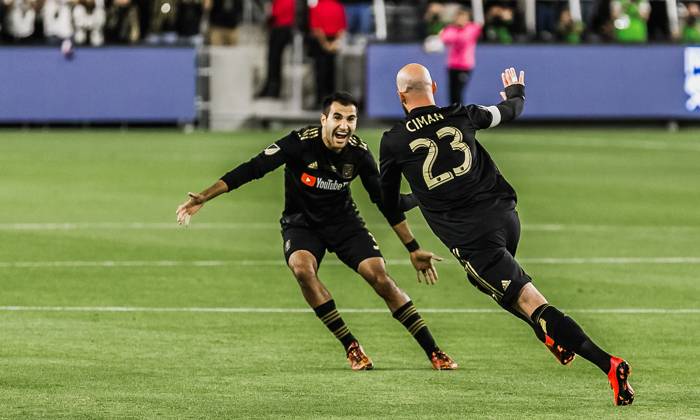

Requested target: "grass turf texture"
[{"left": 1, "top": 127, "right": 699, "bottom": 419}]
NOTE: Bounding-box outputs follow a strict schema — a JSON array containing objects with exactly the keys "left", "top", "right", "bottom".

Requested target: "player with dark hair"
[
  {"left": 176, "top": 92, "right": 457, "bottom": 371},
  {"left": 378, "top": 64, "right": 634, "bottom": 405}
]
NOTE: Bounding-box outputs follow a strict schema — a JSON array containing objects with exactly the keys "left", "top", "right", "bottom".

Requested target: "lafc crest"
[{"left": 341, "top": 164, "right": 354, "bottom": 179}]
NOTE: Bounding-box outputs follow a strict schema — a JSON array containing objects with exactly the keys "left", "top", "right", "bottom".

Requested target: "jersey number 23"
[{"left": 409, "top": 126, "right": 472, "bottom": 190}]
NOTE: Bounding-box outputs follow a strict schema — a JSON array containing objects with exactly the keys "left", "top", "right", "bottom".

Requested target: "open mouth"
[{"left": 333, "top": 130, "right": 349, "bottom": 141}]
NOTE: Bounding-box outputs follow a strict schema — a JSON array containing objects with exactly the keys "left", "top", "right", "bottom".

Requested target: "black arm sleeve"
[
  {"left": 219, "top": 134, "right": 295, "bottom": 191},
  {"left": 359, "top": 148, "right": 406, "bottom": 226},
  {"left": 465, "top": 84, "right": 525, "bottom": 129},
  {"left": 378, "top": 134, "right": 406, "bottom": 226},
  {"left": 496, "top": 84, "right": 525, "bottom": 122}
]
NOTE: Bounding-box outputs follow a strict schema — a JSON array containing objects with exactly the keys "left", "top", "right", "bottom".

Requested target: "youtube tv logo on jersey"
[{"left": 301, "top": 173, "right": 317, "bottom": 187}]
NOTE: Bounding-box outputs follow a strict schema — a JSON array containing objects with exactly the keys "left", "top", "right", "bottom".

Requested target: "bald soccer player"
[{"left": 378, "top": 64, "right": 634, "bottom": 406}]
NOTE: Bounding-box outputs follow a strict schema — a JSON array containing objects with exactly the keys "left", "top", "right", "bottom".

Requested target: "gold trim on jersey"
[
  {"left": 465, "top": 261, "right": 503, "bottom": 299},
  {"left": 452, "top": 248, "right": 503, "bottom": 300},
  {"left": 298, "top": 127, "right": 319, "bottom": 141},
  {"left": 348, "top": 135, "right": 368, "bottom": 150}
]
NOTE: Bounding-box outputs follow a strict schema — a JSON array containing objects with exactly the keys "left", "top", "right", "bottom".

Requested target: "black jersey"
[
  {"left": 379, "top": 84, "right": 525, "bottom": 248},
  {"left": 221, "top": 125, "right": 407, "bottom": 228}
]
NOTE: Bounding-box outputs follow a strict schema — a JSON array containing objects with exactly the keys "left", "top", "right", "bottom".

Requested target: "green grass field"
[{"left": 1, "top": 127, "right": 700, "bottom": 419}]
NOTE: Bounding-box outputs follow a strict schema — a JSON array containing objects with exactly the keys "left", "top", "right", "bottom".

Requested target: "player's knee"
[
  {"left": 288, "top": 258, "right": 317, "bottom": 282},
  {"left": 288, "top": 251, "right": 318, "bottom": 281},
  {"left": 515, "top": 283, "right": 548, "bottom": 317},
  {"left": 365, "top": 271, "right": 397, "bottom": 294}
]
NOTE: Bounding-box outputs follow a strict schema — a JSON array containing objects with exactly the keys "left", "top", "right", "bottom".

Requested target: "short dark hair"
[{"left": 322, "top": 92, "right": 359, "bottom": 115}]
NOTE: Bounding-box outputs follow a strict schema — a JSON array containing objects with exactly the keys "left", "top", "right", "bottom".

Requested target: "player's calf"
[
  {"left": 505, "top": 300, "right": 576, "bottom": 366},
  {"left": 530, "top": 303, "right": 636, "bottom": 404},
  {"left": 392, "top": 300, "right": 457, "bottom": 370},
  {"left": 313, "top": 299, "right": 360, "bottom": 357}
]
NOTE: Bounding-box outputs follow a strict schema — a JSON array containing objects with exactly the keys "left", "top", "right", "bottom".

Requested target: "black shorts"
[
  {"left": 450, "top": 210, "right": 531, "bottom": 308},
  {"left": 281, "top": 219, "right": 382, "bottom": 271}
]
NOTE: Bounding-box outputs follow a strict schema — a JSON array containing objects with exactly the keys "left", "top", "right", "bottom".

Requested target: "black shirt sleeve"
[
  {"left": 359, "top": 147, "right": 406, "bottom": 226},
  {"left": 399, "top": 193, "right": 419, "bottom": 211},
  {"left": 219, "top": 132, "right": 296, "bottom": 191},
  {"left": 378, "top": 132, "right": 406, "bottom": 226}
]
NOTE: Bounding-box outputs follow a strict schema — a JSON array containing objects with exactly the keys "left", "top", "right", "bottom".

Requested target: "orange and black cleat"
[
  {"left": 346, "top": 341, "right": 373, "bottom": 371},
  {"left": 430, "top": 349, "right": 458, "bottom": 370},
  {"left": 608, "top": 357, "right": 635, "bottom": 406},
  {"left": 544, "top": 335, "right": 576, "bottom": 366}
]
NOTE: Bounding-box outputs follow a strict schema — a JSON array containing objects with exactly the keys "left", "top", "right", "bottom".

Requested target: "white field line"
[
  {"left": 2, "top": 257, "right": 700, "bottom": 269},
  {"left": 0, "top": 306, "right": 698, "bottom": 314},
  {"left": 1, "top": 222, "right": 699, "bottom": 232},
  {"left": 488, "top": 136, "right": 700, "bottom": 153}
]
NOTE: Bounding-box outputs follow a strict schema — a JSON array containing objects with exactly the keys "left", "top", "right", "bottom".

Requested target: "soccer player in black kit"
[
  {"left": 176, "top": 92, "right": 457, "bottom": 371},
  {"left": 379, "top": 64, "right": 634, "bottom": 405}
]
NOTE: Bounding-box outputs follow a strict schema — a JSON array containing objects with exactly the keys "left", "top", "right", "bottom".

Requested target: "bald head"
[
  {"left": 397, "top": 63, "right": 433, "bottom": 93},
  {"left": 396, "top": 63, "right": 437, "bottom": 113}
]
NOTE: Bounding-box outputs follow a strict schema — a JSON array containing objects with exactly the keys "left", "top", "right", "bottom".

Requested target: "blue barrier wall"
[
  {"left": 0, "top": 47, "right": 196, "bottom": 123},
  {"left": 367, "top": 44, "right": 700, "bottom": 120}
]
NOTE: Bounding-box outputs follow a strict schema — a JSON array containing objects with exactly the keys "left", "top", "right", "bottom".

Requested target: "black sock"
[
  {"left": 392, "top": 301, "right": 438, "bottom": 357},
  {"left": 531, "top": 304, "right": 612, "bottom": 373},
  {"left": 314, "top": 300, "right": 356, "bottom": 351},
  {"left": 505, "top": 305, "right": 546, "bottom": 343}
]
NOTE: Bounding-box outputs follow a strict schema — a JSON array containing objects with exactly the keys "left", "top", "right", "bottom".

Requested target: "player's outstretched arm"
[
  {"left": 468, "top": 67, "right": 525, "bottom": 129},
  {"left": 391, "top": 220, "right": 443, "bottom": 285},
  {"left": 494, "top": 67, "right": 525, "bottom": 123},
  {"left": 175, "top": 133, "right": 294, "bottom": 226},
  {"left": 176, "top": 180, "right": 228, "bottom": 226}
]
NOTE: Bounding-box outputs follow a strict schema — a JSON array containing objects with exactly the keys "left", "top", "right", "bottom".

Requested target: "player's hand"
[
  {"left": 175, "top": 192, "right": 205, "bottom": 226},
  {"left": 499, "top": 67, "right": 525, "bottom": 100},
  {"left": 409, "top": 250, "right": 443, "bottom": 285}
]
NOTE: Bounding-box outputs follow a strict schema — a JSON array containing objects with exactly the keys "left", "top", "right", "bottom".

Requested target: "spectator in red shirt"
[
  {"left": 308, "top": 0, "right": 346, "bottom": 106},
  {"left": 258, "top": 0, "right": 295, "bottom": 98}
]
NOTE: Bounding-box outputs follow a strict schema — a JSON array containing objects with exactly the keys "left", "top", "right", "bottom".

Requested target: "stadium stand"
[{"left": 0, "top": 0, "right": 697, "bottom": 127}]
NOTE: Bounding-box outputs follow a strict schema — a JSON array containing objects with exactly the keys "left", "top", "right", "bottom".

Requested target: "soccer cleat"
[
  {"left": 544, "top": 335, "right": 576, "bottom": 366},
  {"left": 430, "top": 349, "right": 458, "bottom": 370},
  {"left": 608, "top": 357, "right": 635, "bottom": 406},
  {"left": 346, "top": 341, "right": 373, "bottom": 371}
]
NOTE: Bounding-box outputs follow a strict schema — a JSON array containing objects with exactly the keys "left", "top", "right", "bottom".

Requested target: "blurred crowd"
[
  {"left": 1, "top": 0, "right": 699, "bottom": 46},
  {"left": 0, "top": 0, "right": 244, "bottom": 45},
  {"left": 423, "top": 0, "right": 699, "bottom": 44}
]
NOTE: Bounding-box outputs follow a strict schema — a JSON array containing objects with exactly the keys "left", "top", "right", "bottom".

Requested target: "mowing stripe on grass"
[
  {"left": 0, "top": 306, "right": 698, "bottom": 314},
  {"left": 2, "top": 257, "right": 700, "bottom": 269}
]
